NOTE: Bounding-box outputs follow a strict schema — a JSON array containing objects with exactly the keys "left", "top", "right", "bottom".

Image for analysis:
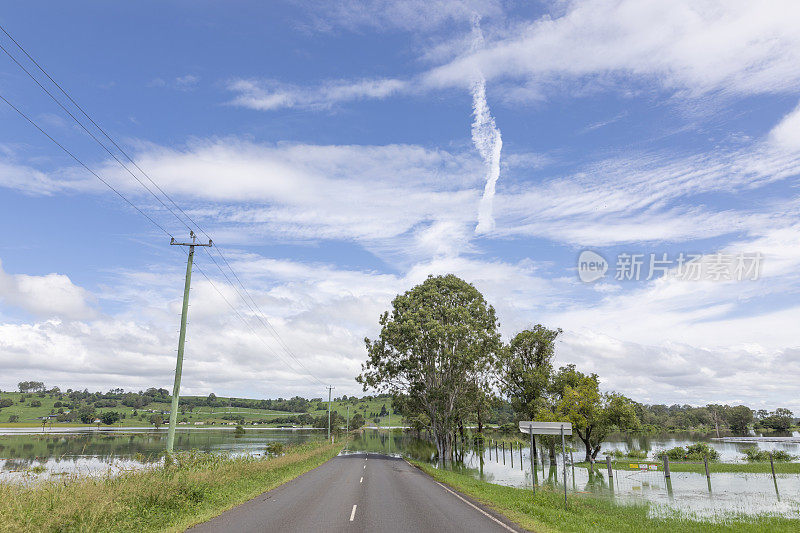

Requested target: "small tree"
[
  {"left": 100, "top": 411, "right": 121, "bottom": 425},
  {"left": 348, "top": 413, "right": 365, "bottom": 430},
  {"left": 550, "top": 365, "right": 639, "bottom": 462},
  {"left": 78, "top": 405, "right": 96, "bottom": 424},
  {"left": 496, "top": 326, "right": 561, "bottom": 416},
  {"left": 727, "top": 405, "right": 753, "bottom": 434},
  {"left": 149, "top": 413, "right": 163, "bottom": 430}
]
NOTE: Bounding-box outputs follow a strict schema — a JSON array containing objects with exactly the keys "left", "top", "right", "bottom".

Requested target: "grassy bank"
[
  {"left": 576, "top": 460, "right": 800, "bottom": 474},
  {"left": 0, "top": 390, "right": 399, "bottom": 428},
  {"left": 412, "top": 461, "right": 800, "bottom": 533},
  {"left": 0, "top": 440, "right": 342, "bottom": 532}
]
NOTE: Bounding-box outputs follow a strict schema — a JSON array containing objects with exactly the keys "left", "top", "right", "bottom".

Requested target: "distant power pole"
[
  {"left": 346, "top": 405, "right": 350, "bottom": 433},
  {"left": 166, "top": 231, "right": 212, "bottom": 455},
  {"left": 327, "top": 385, "right": 335, "bottom": 441}
]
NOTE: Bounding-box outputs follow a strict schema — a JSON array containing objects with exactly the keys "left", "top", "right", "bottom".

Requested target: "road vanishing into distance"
[{"left": 189, "top": 452, "right": 523, "bottom": 533}]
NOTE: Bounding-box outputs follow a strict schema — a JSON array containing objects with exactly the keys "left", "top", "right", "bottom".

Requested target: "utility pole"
[
  {"left": 166, "top": 231, "right": 212, "bottom": 455},
  {"left": 327, "top": 385, "right": 335, "bottom": 441},
  {"left": 346, "top": 405, "right": 350, "bottom": 433}
]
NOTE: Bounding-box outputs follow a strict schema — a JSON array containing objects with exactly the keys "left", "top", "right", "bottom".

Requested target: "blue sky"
[{"left": 1, "top": 1, "right": 800, "bottom": 409}]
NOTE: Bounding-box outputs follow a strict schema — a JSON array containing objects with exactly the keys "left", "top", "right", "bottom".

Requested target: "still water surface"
[{"left": 0, "top": 427, "right": 321, "bottom": 482}]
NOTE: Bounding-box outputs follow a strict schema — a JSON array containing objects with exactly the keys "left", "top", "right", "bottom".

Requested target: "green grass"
[
  {"left": 0, "top": 391, "right": 396, "bottom": 429},
  {"left": 0, "top": 440, "right": 343, "bottom": 532},
  {"left": 411, "top": 460, "right": 800, "bottom": 533},
  {"left": 576, "top": 460, "right": 800, "bottom": 474}
]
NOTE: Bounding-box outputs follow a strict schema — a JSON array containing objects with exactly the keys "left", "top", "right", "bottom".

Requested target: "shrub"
[
  {"left": 234, "top": 425, "right": 245, "bottom": 436},
  {"left": 8, "top": 415, "right": 19, "bottom": 423},
  {"left": 100, "top": 411, "right": 121, "bottom": 425},
  {"left": 611, "top": 448, "right": 648, "bottom": 459},
  {"left": 741, "top": 446, "right": 797, "bottom": 462},
  {"left": 264, "top": 442, "right": 285, "bottom": 455},
  {"left": 30, "top": 400, "right": 42, "bottom": 407},
  {"left": 498, "top": 423, "right": 517, "bottom": 434},
  {"left": 662, "top": 443, "right": 719, "bottom": 461},
  {"left": 0, "top": 399, "right": 13, "bottom": 408}
]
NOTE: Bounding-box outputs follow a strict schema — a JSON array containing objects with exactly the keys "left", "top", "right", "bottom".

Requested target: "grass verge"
[
  {"left": 0, "top": 440, "right": 342, "bottom": 532},
  {"left": 411, "top": 460, "right": 800, "bottom": 533}
]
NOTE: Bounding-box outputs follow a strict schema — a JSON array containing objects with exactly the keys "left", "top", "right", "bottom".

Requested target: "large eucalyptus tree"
[{"left": 357, "top": 274, "right": 501, "bottom": 461}]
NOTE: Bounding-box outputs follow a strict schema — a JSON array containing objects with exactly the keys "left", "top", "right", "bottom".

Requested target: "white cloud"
[
  {"left": 0, "top": 259, "right": 95, "bottom": 320},
  {"left": 92, "top": 139, "right": 484, "bottom": 257},
  {"left": 426, "top": 0, "right": 800, "bottom": 98},
  {"left": 493, "top": 135, "right": 800, "bottom": 245},
  {"left": 227, "top": 78, "right": 407, "bottom": 111},
  {"left": 227, "top": 2, "right": 800, "bottom": 115},
  {"left": 0, "top": 160, "right": 92, "bottom": 195},
  {"left": 769, "top": 100, "right": 800, "bottom": 151}
]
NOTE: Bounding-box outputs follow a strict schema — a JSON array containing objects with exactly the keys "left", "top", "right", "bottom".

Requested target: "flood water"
[
  {"left": 3, "top": 426, "right": 799, "bottom": 520},
  {"left": 345, "top": 430, "right": 800, "bottom": 520},
  {"left": 0, "top": 427, "right": 322, "bottom": 482}
]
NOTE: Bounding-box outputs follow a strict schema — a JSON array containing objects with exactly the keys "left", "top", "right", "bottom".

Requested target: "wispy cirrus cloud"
[
  {"left": 293, "top": 0, "right": 505, "bottom": 33},
  {"left": 246, "top": 1, "right": 800, "bottom": 112},
  {"left": 226, "top": 78, "right": 408, "bottom": 111},
  {"left": 425, "top": 0, "right": 800, "bottom": 98}
]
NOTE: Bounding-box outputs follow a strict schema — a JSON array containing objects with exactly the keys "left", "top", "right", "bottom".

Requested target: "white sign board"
[{"left": 519, "top": 421, "right": 572, "bottom": 436}]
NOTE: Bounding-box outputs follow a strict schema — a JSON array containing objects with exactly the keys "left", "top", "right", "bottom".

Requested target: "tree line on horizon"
[{"left": 5, "top": 362, "right": 793, "bottom": 441}]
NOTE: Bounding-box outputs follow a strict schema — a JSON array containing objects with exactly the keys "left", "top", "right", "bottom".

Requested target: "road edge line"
[{"left": 404, "top": 459, "right": 523, "bottom": 533}]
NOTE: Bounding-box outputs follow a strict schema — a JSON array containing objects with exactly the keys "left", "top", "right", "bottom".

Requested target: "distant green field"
[{"left": 0, "top": 390, "right": 398, "bottom": 429}]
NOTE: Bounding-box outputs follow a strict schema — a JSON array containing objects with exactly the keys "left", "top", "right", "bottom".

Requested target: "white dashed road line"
[{"left": 349, "top": 504, "right": 357, "bottom": 522}]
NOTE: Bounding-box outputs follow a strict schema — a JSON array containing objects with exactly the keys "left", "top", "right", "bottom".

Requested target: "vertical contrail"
[{"left": 471, "top": 19, "right": 502, "bottom": 235}]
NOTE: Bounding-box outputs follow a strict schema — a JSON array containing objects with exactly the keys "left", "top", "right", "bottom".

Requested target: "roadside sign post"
[
  {"left": 560, "top": 425, "right": 567, "bottom": 507},
  {"left": 529, "top": 430, "right": 536, "bottom": 494},
  {"left": 520, "top": 421, "right": 573, "bottom": 509}
]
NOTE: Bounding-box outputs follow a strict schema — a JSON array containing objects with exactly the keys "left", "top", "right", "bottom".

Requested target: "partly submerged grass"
[
  {"left": 0, "top": 440, "right": 342, "bottom": 532},
  {"left": 412, "top": 460, "right": 800, "bottom": 533},
  {"left": 576, "top": 460, "right": 800, "bottom": 474}
]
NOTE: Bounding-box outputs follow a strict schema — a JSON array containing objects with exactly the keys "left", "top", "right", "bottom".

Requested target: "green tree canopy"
[
  {"left": 547, "top": 365, "right": 640, "bottom": 462},
  {"left": 357, "top": 274, "right": 501, "bottom": 460},
  {"left": 727, "top": 405, "right": 753, "bottom": 434},
  {"left": 496, "top": 325, "right": 561, "bottom": 418}
]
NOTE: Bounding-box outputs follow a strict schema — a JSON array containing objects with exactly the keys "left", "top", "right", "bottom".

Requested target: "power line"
[
  {"left": 200, "top": 247, "right": 326, "bottom": 386},
  {"left": 0, "top": 23, "right": 201, "bottom": 235},
  {"left": 0, "top": 92, "right": 174, "bottom": 239},
  {"left": 0, "top": 38, "right": 193, "bottom": 235},
  {"left": 0, "top": 90, "right": 323, "bottom": 387},
  {"left": 0, "top": 25, "right": 329, "bottom": 388},
  {"left": 191, "top": 256, "right": 325, "bottom": 386}
]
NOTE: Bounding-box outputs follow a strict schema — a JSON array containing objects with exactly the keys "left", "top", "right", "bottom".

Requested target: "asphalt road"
[{"left": 188, "top": 452, "right": 525, "bottom": 533}]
